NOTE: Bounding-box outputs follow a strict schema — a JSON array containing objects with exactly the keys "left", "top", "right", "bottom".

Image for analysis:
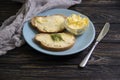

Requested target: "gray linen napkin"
[{"left": 0, "top": 0, "right": 81, "bottom": 55}]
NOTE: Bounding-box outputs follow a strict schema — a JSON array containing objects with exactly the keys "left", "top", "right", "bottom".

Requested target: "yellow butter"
[
  {"left": 66, "top": 14, "right": 89, "bottom": 29},
  {"left": 64, "top": 14, "right": 89, "bottom": 35}
]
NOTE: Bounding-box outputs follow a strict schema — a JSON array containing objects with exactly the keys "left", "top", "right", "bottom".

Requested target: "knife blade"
[
  {"left": 96, "top": 22, "right": 110, "bottom": 42},
  {"left": 79, "top": 22, "right": 110, "bottom": 68}
]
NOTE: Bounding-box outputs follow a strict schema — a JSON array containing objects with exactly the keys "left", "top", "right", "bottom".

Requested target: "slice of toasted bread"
[
  {"left": 34, "top": 33, "right": 75, "bottom": 51},
  {"left": 31, "top": 14, "right": 66, "bottom": 33}
]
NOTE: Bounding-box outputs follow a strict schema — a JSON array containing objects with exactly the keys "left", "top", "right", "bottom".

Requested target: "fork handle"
[{"left": 79, "top": 41, "right": 99, "bottom": 67}]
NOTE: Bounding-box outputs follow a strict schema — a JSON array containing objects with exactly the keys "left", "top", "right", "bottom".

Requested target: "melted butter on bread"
[
  {"left": 32, "top": 15, "right": 66, "bottom": 32},
  {"left": 34, "top": 33, "right": 75, "bottom": 51}
]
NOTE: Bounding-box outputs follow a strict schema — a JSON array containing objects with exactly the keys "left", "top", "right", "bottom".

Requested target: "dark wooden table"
[{"left": 0, "top": 0, "right": 120, "bottom": 80}]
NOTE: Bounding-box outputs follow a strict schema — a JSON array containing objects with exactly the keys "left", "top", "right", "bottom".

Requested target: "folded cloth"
[{"left": 0, "top": 0, "right": 81, "bottom": 55}]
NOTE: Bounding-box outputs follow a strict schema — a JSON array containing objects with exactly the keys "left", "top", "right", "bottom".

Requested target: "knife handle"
[{"left": 79, "top": 41, "right": 99, "bottom": 67}]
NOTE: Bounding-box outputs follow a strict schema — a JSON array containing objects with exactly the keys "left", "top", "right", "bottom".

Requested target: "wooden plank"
[
  {"left": 80, "top": 0, "right": 120, "bottom": 7},
  {"left": 0, "top": 1, "right": 21, "bottom": 24},
  {"left": 0, "top": 7, "right": 120, "bottom": 25},
  {"left": 0, "top": 63, "right": 120, "bottom": 80},
  {"left": 0, "top": 1, "right": 120, "bottom": 24},
  {"left": 0, "top": 42, "right": 119, "bottom": 66},
  {"left": 94, "top": 23, "right": 120, "bottom": 42},
  {"left": 0, "top": 7, "right": 120, "bottom": 24},
  {"left": 70, "top": 7, "right": 120, "bottom": 23}
]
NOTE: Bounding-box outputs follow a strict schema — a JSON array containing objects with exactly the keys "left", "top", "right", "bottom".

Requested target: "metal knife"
[{"left": 79, "top": 22, "right": 110, "bottom": 68}]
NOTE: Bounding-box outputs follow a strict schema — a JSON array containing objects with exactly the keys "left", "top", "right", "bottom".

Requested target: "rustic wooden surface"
[{"left": 0, "top": 0, "right": 120, "bottom": 80}]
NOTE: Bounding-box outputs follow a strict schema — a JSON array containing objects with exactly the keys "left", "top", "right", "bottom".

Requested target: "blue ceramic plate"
[{"left": 23, "top": 9, "right": 95, "bottom": 56}]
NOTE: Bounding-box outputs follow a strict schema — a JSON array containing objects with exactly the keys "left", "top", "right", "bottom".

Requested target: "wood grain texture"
[{"left": 0, "top": 0, "right": 120, "bottom": 80}]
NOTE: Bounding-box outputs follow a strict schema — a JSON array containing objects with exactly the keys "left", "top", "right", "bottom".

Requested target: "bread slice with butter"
[
  {"left": 34, "top": 33, "right": 75, "bottom": 51},
  {"left": 31, "top": 14, "right": 66, "bottom": 33}
]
